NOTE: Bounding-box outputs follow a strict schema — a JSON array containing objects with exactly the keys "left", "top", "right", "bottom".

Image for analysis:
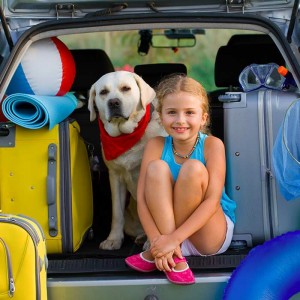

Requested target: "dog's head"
[{"left": 88, "top": 71, "right": 156, "bottom": 136}]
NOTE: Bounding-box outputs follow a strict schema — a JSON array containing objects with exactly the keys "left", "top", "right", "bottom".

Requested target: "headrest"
[
  {"left": 71, "top": 49, "right": 114, "bottom": 91},
  {"left": 227, "top": 34, "right": 276, "bottom": 46},
  {"left": 134, "top": 63, "right": 187, "bottom": 88},
  {"left": 215, "top": 35, "right": 285, "bottom": 87}
]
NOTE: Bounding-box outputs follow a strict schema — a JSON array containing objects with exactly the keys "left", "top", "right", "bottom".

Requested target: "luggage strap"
[{"left": 47, "top": 144, "right": 58, "bottom": 237}]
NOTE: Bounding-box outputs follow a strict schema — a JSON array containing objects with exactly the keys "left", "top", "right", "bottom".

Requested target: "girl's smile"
[
  {"left": 172, "top": 126, "right": 189, "bottom": 133},
  {"left": 160, "top": 91, "right": 207, "bottom": 140}
]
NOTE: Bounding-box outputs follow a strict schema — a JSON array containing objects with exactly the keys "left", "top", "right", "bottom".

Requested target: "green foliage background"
[{"left": 61, "top": 29, "right": 251, "bottom": 92}]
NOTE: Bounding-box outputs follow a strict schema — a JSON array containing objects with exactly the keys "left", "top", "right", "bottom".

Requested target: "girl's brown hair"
[{"left": 155, "top": 74, "right": 211, "bottom": 134}]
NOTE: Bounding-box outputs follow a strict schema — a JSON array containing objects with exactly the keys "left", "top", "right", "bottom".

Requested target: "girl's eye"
[
  {"left": 167, "top": 111, "right": 176, "bottom": 115},
  {"left": 186, "top": 111, "right": 195, "bottom": 115}
]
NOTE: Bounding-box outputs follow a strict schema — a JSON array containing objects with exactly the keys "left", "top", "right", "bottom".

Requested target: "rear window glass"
[{"left": 59, "top": 29, "right": 257, "bottom": 91}]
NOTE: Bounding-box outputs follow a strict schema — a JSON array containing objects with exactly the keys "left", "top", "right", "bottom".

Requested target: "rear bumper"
[{"left": 47, "top": 272, "right": 230, "bottom": 300}]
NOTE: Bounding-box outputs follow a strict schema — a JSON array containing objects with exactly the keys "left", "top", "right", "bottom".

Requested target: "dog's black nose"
[{"left": 108, "top": 98, "right": 121, "bottom": 108}]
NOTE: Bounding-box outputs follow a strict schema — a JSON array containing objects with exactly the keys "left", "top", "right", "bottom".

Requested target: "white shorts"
[{"left": 181, "top": 214, "right": 234, "bottom": 256}]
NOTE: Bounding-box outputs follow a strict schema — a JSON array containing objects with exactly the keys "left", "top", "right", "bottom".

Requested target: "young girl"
[{"left": 125, "top": 75, "right": 236, "bottom": 285}]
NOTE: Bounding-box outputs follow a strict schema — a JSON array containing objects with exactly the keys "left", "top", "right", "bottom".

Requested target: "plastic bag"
[{"left": 272, "top": 99, "right": 300, "bottom": 201}]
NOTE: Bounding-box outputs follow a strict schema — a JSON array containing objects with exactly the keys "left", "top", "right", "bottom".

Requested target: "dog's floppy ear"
[
  {"left": 132, "top": 72, "right": 156, "bottom": 110},
  {"left": 88, "top": 84, "right": 97, "bottom": 121}
]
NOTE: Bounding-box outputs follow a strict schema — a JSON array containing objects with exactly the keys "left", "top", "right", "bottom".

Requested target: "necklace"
[{"left": 172, "top": 133, "right": 200, "bottom": 159}]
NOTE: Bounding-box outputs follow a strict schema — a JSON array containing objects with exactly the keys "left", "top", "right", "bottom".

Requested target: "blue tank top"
[{"left": 161, "top": 133, "right": 236, "bottom": 223}]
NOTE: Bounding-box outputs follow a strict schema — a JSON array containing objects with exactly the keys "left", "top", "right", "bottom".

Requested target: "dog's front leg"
[{"left": 99, "top": 171, "right": 127, "bottom": 250}]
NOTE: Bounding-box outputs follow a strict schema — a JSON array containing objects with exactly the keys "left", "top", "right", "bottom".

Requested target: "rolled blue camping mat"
[{"left": 1, "top": 92, "right": 78, "bottom": 129}]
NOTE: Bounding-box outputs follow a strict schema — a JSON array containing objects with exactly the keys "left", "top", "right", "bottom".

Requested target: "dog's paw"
[
  {"left": 134, "top": 233, "right": 147, "bottom": 246},
  {"left": 99, "top": 239, "right": 123, "bottom": 250}
]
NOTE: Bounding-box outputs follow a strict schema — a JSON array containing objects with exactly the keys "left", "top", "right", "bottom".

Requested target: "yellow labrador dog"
[{"left": 88, "top": 71, "right": 166, "bottom": 250}]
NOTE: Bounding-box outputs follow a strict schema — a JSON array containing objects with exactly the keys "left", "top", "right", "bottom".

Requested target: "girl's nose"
[
  {"left": 176, "top": 120, "right": 184, "bottom": 125},
  {"left": 175, "top": 113, "right": 185, "bottom": 125}
]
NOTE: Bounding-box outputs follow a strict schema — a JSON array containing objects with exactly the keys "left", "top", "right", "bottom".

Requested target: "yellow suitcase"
[
  {"left": 0, "top": 120, "right": 93, "bottom": 253},
  {"left": 0, "top": 214, "right": 47, "bottom": 300}
]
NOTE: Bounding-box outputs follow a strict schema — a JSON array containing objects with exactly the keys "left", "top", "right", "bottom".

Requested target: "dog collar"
[{"left": 98, "top": 104, "right": 151, "bottom": 160}]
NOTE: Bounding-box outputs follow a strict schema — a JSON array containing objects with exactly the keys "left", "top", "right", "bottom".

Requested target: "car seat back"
[
  {"left": 70, "top": 49, "right": 115, "bottom": 238},
  {"left": 70, "top": 49, "right": 115, "bottom": 165},
  {"left": 134, "top": 63, "right": 187, "bottom": 88},
  {"left": 71, "top": 49, "right": 115, "bottom": 97},
  {"left": 214, "top": 35, "right": 285, "bottom": 89}
]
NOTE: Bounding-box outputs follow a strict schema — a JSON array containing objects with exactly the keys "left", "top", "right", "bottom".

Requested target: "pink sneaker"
[
  {"left": 164, "top": 257, "right": 195, "bottom": 285},
  {"left": 125, "top": 252, "right": 157, "bottom": 272}
]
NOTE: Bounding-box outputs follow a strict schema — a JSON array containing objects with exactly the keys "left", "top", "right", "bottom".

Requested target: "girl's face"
[{"left": 160, "top": 91, "right": 208, "bottom": 140}]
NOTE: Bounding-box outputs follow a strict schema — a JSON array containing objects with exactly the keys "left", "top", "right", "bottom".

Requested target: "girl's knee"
[
  {"left": 146, "top": 160, "right": 171, "bottom": 180},
  {"left": 180, "top": 160, "right": 208, "bottom": 181}
]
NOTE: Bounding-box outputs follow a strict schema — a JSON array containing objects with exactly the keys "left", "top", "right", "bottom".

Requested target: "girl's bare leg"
[
  {"left": 142, "top": 160, "right": 176, "bottom": 268},
  {"left": 144, "top": 160, "right": 175, "bottom": 234},
  {"left": 174, "top": 159, "right": 227, "bottom": 255},
  {"left": 142, "top": 159, "right": 226, "bottom": 267}
]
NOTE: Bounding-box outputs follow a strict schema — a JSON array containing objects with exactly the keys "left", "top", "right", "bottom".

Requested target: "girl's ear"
[
  {"left": 200, "top": 112, "right": 210, "bottom": 133},
  {"left": 201, "top": 112, "right": 209, "bottom": 125}
]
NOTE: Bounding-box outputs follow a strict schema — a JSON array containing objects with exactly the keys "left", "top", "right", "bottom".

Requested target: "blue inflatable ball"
[
  {"left": 6, "top": 37, "right": 75, "bottom": 96},
  {"left": 223, "top": 231, "right": 300, "bottom": 300}
]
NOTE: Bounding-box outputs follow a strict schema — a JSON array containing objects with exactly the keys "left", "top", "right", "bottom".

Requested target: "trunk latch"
[
  {"left": 226, "top": 0, "right": 246, "bottom": 13},
  {"left": 55, "top": 3, "right": 76, "bottom": 19}
]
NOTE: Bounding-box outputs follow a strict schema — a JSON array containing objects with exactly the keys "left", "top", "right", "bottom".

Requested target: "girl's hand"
[
  {"left": 154, "top": 246, "right": 183, "bottom": 272},
  {"left": 154, "top": 251, "right": 175, "bottom": 272},
  {"left": 150, "top": 234, "right": 182, "bottom": 258}
]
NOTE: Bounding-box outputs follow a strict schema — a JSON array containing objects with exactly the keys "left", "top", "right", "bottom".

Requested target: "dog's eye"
[
  {"left": 121, "top": 86, "right": 131, "bottom": 92},
  {"left": 100, "top": 89, "right": 109, "bottom": 95}
]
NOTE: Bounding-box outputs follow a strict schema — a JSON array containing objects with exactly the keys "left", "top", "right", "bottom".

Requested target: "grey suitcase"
[{"left": 222, "top": 89, "right": 300, "bottom": 247}]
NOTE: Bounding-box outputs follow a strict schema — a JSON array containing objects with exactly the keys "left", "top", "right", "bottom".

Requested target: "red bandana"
[{"left": 98, "top": 105, "right": 151, "bottom": 160}]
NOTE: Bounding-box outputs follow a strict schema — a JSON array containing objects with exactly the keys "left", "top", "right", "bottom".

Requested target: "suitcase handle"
[
  {"left": 0, "top": 238, "right": 15, "bottom": 297},
  {"left": 47, "top": 143, "right": 58, "bottom": 237},
  {"left": 0, "top": 127, "right": 9, "bottom": 136},
  {"left": 0, "top": 124, "right": 15, "bottom": 147},
  {"left": 218, "top": 93, "right": 242, "bottom": 102}
]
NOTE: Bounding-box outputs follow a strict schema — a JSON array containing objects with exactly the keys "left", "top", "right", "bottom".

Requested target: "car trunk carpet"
[
  {"left": 47, "top": 236, "right": 249, "bottom": 274},
  {"left": 47, "top": 253, "right": 248, "bottom": 274}
]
